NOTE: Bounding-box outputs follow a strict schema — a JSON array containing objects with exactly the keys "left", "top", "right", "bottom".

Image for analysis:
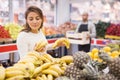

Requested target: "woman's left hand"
[{"left": 53, "top": 38, "right": 70, "bottom": 49}]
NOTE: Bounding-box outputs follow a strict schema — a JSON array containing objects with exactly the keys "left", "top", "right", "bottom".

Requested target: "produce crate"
[
  {"left": 66, "top": 31, "right": 90, "bottom": 45},
  {"left": 105, "top": 35, "right": 120, "bottom": 40},
  {"left": 0, "top": 38, "right": 13, "bottom": 44}
]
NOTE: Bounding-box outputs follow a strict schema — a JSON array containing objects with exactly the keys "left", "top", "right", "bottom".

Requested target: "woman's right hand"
[{"left": 34, "top": 40, "right": 48, "bottom": 52}]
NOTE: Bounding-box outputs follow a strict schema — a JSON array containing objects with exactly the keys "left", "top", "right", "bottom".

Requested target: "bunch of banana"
[
  {"left": 52, "top": 38, "right": 70, "bottom": 49},
  {"left": 5, "top": 65, "right": 30, "bottom": 80},
  {"left": 4, "top": 50, "right": 73, "bottom": 80},
  {"left": 0, "top": 64, "right": 5, "bottom": 80},
  {"left": 60, "top": 55, "right": 73, "bottom": 65},
  {"left": 36, "top": 74, "right": 53, "bottom": 80},
  {"left": 34, "top": 40, "right": 48, "bottom": 52},
  {"left": 32, "top": 55, "right": 73, "bottom": 79}
]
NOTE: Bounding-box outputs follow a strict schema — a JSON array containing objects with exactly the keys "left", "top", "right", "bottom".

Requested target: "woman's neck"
[{"left": 31, "top": 30, "right": 39, "bottom": 34}]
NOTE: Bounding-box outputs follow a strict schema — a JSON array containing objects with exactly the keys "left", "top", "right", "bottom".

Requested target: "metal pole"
[{"left": 9, "top": 0, "right": 13, "bottom": 22}]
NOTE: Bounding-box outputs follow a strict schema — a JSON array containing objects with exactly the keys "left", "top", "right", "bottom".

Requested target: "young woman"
[{"left": 17, "top": 6, "right": 63, "bottom": 59}]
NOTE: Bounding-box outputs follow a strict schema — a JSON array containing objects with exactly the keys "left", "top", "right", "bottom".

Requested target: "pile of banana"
[{"left": 0, "top": 51, "right": 73, "bottom": 80}]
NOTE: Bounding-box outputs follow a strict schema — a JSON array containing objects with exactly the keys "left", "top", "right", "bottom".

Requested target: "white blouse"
[{"left": 16, "top": 30, "right": 48, "bottom": 59}]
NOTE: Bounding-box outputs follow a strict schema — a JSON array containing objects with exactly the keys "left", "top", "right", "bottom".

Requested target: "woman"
[
  {"left": 75, "top": 12, "right": 96, "bottom": 52},
  {"left": 17, "top": 6, "right": 63, "bottom": 59}
]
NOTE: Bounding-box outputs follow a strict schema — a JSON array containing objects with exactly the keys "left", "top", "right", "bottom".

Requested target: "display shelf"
[
  {"left": 105, "top": 35, "right": 120, "bottom": 40},
  {"left": 0, "top": 38, "right": 113, "bottom": 54},
  {"left": 0, "top": 38, "right": 58, "bottom": 54}
]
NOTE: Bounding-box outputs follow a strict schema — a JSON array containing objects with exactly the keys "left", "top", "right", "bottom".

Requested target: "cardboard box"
[{"left": 66, "top": 31, "right": 90, "bottom": 45}]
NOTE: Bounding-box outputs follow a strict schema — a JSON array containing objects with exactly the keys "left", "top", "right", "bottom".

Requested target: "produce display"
[
  {"left": 105, "top": 23, "right": 120, "bottom": 39},
  {"left": 57, "top": 22, "right": 76, "bottom": 35},
  {"left": 0, "top": 25, "right": 11, "bottom": 38},
  {"left": 88, "top": 43, "right": 120, "bottom": 62},
  {"left": 99, "top": 51, "right": 120, "bottom": 79},
  {"left": 95, "top": 21, "right": 110, "bottom": 38},
  {"left": 0, "top": 51, "right": 73, "bottom": 80},
  {"left": 42, "top": 22, "right": 76, "bottom": 39},
  {"left": 64, "top": 51, "right": 91, "bottom": 80},
  {"left": 95, "top": 21, "right": 120, "bottom": 39},
  {"left": 4, "top": 23, "right": 23, "bottom": 40}
]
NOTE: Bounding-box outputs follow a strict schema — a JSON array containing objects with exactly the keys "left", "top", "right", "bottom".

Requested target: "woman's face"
[{"left": 26, "top": 12, "right": 42, "bottom": 32}]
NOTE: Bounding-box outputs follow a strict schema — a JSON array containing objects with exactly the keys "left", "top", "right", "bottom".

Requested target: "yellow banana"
[
  {"left": 43, "top": 53, "right": 54, "bottom": 62},
  {"left": 47, "top": 74, "right": 53, "bottom": 80},
  {"left": 25, "top": 62, "right": 35, "bottom": 75},
  {"left": 60, "top": 55, "right": 73, "bottom": 64},
  {"left": 64, "top": 38, "right": 70, "bottom": 49},
  {"left": 6, "top": 75, "right": 30, "bottom": 80},
  {"left": 41, "top": 74, "right": 47, "bottom": 80},
  {"left": 23, "top": 55, "right": 38, "bottom": 61},
  {"left": 33, "top": 63, "right": 51, "bottom": 77},
  {"left": 13, "top": 63, "right": 30, "bottom": 73},
  {"left": 35, "top": 40, "right": 48, "bottom": 51},
  {"left": 40, "top": 55, "right": 51, "bottom": 63},
  {"left": 0, "top": 65, "right": 5, "bottom": 80},
  {"left": 52, "top": 39, "right": 61, "bottom": 48},
  {"left": 34, "top": 40, "right": 43, "bottom": 50},
  {"left": 42, "top": 69, "right": 59, "bottom": 77},
  {"left": 27, "top": 51, "right": 41, "bottom": 60},
  {"left": 34, "top": 60, "right": 43, "bottom": 67},
  {"left": 36, "top": 76, "right": 44, "bottom": 80},
  {"left": 48, "top": 64, "right": 63, "bottom": 75},
  {"left": 18, "top": 57, "right": 36, "bottom": 64},
  {"left": 6, "top": 67, "right": 25, "bottom": 73},
  {"left": 5, "top": 70, "right": 25, "bottom": 78}
]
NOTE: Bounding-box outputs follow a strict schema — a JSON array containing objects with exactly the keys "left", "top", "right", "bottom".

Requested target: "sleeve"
[
  {"left": 40, "top": 30, "right": 57, "bottom": 50},
  {"left": 89, "top": 22, "right": 96, "bottom": 38},
  {"left": 75, "top": 22, "right": 81, "bottom": 33},
  {"left": 16, "top": 32, "right": 28, "bottom": 59}
]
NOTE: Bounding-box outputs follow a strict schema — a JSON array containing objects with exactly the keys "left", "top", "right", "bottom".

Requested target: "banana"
[
  {"left": 48, "top": 64, "right": 63, "bottom": 75},
  {"left": 25, "top": 62, "right": 35, "bottom": 75},
  {"left": 52, "top": 39, "right": 61, "bottom": 48},
  {"left": 47, "top": 74, "right": 53, "bottom": 80},
  {"left": 0, "top": 65, "right": 5, "bottom": 80},
  {"left": 27, "top": 51, "right": 41, "bottom": 60},
  {"left": 60, "top": 55, "right": 73, "bottom": 64},
  {"left": 33, "top": 63, "right": 51, "bottom": 77},
  {"left": 34, "top": 60, "right": 43, "bottom": 67},
  {"left": 23, "top": 55, "right": 38, "bottom": 61},
  {"left": 64, "top": 38, "right": 70, "bottom": 49},
  {"left": 40, "top": 55, "right": 51, "bottom": 63},
  {"left": 18, "top": 57, "right": 36, "bottom": 64},
  {"left": 6, "top": 75, "right": 30, "bottom": 80},
  {"left": 6, "top": 67, "right": 25, "bottom": 73},
  {"left": 34, "top": 40, "right": 43, "bottom": 50},
  {"left": 5, "top": 70, "right": 25, "bottom": 78},
  {"left": 43, "top": 53, "right": 54, "bottom": 62},
  {"left": 36, "top": 76, "right": 44, "bottom": 80},
  {"left": 53, "top": 38, "right": 70, "bottom": 49},
  {"left": 34, "top": 40, "right": 48, "bottom": 51},
  {"left": 42, "top": 69, "right": 59, "bottom": 77},
  {"left": 41, "top": 74, "right": 47, "bottom": 80},
  {"left": 13, "top": 63, "right": 30, "bottom": 73}
]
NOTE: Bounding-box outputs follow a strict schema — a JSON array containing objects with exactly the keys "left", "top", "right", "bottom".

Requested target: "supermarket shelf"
[
  {"left": 0, "top": 38, "right": 113, "bottom": 54},
  {"left": 0, "top": 38, "right": 58, "bottom": 54}
]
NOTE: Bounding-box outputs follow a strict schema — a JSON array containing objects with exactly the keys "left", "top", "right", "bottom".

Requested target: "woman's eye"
[
  {"left": 29, "top": 18, "right": 33, "bottom": 21},
  {"left": 36, "top": 17, "right": 40, "bottom": 20}
]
